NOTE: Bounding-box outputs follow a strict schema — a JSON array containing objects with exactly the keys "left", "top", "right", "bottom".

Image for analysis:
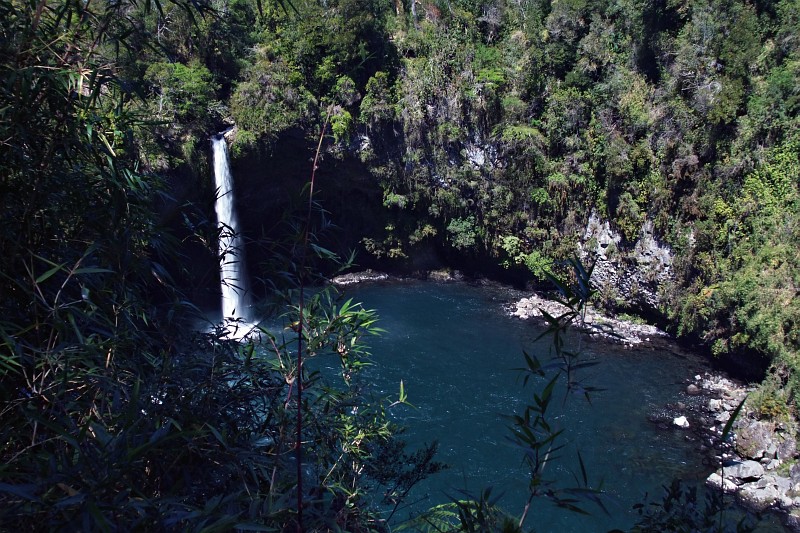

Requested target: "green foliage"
[
  {"left": 530, "top": 187, "right": 550, "bottom": 206},
  {"left": 360, "top": 71, "right": 396, "bottom": 126},
  {"left": 258, "top": 0, "right": 395, "bottom": 97},
  {"left": 615, "top": 191, "right": 644, "bottom": 242},
  {"left": 543, "top": 87, "right": 591, "bottom": 152},
  {"left": 384, "top": 191, "right": 409, "bottom": 209},
  {"left": 447, "top": 216, "right": 481, "bottom": 251},
  {"left": 0, "top": 0, "right": 440, "bottom": 529},
  {"left": 749, "top": 374, "right": 794, "bottom": 422},
  {"left": 500, "top": 236, "right": 554, "bottom": 280},
  {"left": 230, "top": 52, "right": 317, "bottom": 142},
  {"left": 330, "top": 107, "right": 354, "bottom": 144},
  {"left": 6, "top": 0, "right": 797, "bottom": 523},
  {"left": 676, "top": 136, "right": 800, "bottom": 386},
  {"left": 614, "top": 69, "right": 655, "bottom": 134},
  {"left": 501, "top": 95, "right": 528, "bottom": 120},
  {"left": 91, "top": 0, "right": 800, "bottom": 402},
  {"left": 522, "top": 249, "right": 555, "bottom": 280},
  {"left": 230, "top": 129, "right": 258, "bottom": 158},
  {"left": 500, "top": 235, "right": 524, "bottom": 267},
  {"left": 475, "top": 45, "right": 506, "bottom": 90},
  {"left": 500, "top": 124, "right": 546, "bottom": 145},
  {"left": 145, "top": 60, "right": 219, "bottom": 121},
  {"left": 535, "top": 258, "right": 602, "bottom": 396},
  {"left": 397, "top": 490, "right": 520, "bottom": 533},
  {"left": 741, "top": 139, "right": 799, "bottom": 216},
  {"left": 409, "top": 222, "right": 437, "bottom": 245}
]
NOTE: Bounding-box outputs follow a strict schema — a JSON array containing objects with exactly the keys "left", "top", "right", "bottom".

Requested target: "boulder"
[
  {"left": 774, "top": 475, "right": 792, "bottom": 493},
  {"left": 706, "top": 472, "right": 738, "bottom": 493},
  {"left": 686, "top": 384, "right": 701, "bottom": 396},
  {"left": 779, "top": 494, "right": 795, "bottom": 510},
  {"left": 736, "top": 420, "right": 775, "bottom": 459},
  {"left": 785, "top": 510, "right": 800, "bottom": 533},
  {"left": 428, "top": 269, "right": 464, "bottom": 282},
  {"left": 790, "top": 463, "right": 800, "bottom": 485},
  {"left": 777, "top": 433, "right": 798, "bottom": 461},
  {"left": 715, "top": 411, "right": 731, "bottom": 424},
  {"left": 724, "top": 460, "right": 764, "bottom": 483},
  {"left": 331, "top": 270, "right": 389, "bottom": 286},
  {"left": 737, "top": 482, "right": 780, "bottom": 512}
]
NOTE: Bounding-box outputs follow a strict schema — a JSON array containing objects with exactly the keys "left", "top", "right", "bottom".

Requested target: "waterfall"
[{"left": 211, "top": 133, "right": 251, "bottom": 332}]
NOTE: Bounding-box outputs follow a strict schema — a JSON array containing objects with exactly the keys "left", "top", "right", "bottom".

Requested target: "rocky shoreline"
[
  {"left": 657, "top": 373, "right": 800, "bottom": 531},
  {"left": 330, "top": 267, "right": 465, "bottom": 286},
  {"left": 333, "top": 269, "right": 675, "bottom": 349},
  {"left": 508, "top": 291, "right": 670, "bottom": 347},
  {"left": 329, "top": 269, "right": 390, "bottom": 286},
  {"left": 503, "top": 287, "right": 800, "bottom": 530},
  {"left": 511, "top": 289, "right": 800, "bottom": 530}
]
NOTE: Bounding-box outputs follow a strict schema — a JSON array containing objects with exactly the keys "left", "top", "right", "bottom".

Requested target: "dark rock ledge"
[{"left": 330, "top": 268, "right": 467, "bottom": 286}]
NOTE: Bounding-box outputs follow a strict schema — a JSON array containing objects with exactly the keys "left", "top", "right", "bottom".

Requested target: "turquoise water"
[{"left": 340, "top": 280, "right": 717, "bottom": 531}]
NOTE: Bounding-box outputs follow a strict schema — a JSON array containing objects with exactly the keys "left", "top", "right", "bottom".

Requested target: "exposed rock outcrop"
[{"left": 580, "top": 212, "right": 674, "bottom": 316}]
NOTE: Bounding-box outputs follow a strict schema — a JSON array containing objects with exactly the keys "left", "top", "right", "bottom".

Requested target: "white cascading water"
[{"left": 211, "top": 134, "right": 251, "bottom": 336}]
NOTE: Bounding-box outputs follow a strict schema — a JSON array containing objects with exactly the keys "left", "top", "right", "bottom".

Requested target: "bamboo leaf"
[
  {"left": 73, "top": 267, "right": 113, "bottom": 275},
  {"left": 0, "top": 483, "right": 40, "bottom": 502},
  {"left": 205, "top": 423, "right": 228, "bottom": 448},
  {"left": 721, "top": 394, "right": 748, "bottom": 442},
  {"left": 35, "top": 262, "right": 65, "bottom": 283}
]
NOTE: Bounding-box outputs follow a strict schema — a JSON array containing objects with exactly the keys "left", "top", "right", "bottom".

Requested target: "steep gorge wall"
[
  {"left": 169, "top": 0, "right": 800, "bottom": 378},
  {"left": 223, "top": 124, "right": 679, "bottom": 322}
]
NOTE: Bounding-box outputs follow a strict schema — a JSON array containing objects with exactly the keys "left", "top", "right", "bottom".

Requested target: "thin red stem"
[{"left": 295, "top": 109, "right": 330, "bottom": 532}]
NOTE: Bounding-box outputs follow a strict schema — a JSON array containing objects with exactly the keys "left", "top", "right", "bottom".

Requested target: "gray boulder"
[
  {"left": 673, "top": 415, "right": 690, "bottom": 428},
  {"left": 736, "top": 420, "right": 775, "bottom": 459},
  {"left": 737, "top": 482, "right": 780, "bottom": 511},
  {"left": 790, "top": 463, "right": 800, "bottom": 484},
  {"left": 724, "top": 460, "right": 764, "bottom": 483},
  {"left": 706, "top": 472, "right": 738, "bottom": 493},
  {"left": 777, "top": 432, "right": 798, "bottom": 460},
  {"left": 783, "top": 510, "right": 800, "bottom": 533}
]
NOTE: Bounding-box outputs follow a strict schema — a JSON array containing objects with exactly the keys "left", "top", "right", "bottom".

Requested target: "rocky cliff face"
[
  {"left": 581, "top": 211, "right": 675, "bottom": 319},
  {"left": 218, "top": 131, "right": 680, "bottom": 320}
]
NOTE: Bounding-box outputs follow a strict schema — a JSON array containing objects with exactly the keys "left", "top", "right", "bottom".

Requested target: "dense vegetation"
[
  {"left": 0, "top": 0, "right": 797, "bottom": 529},
  {"left": 217, "top": 0, "right": 798, "bottom": 407},
  {"left": 0, "top": 0, "right": 441, "bottom": 529}
]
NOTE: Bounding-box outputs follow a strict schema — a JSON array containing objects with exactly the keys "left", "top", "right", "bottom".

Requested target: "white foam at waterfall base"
[{"left": 211, "top": 134, "right": 255, "bottom": 339}]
